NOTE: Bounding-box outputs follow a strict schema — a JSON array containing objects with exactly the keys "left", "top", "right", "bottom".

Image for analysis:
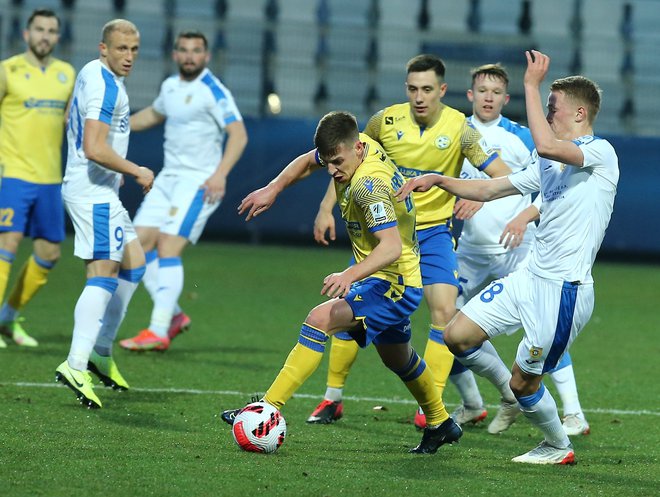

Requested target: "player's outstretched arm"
[
  {"left": 129, "top": 106, "right": 165, "bottom": 132},
  {"left": 396, "top": 174, "right": 519, "bottom": 203},
  {"left": 314, "top": 179, "right": 338, "bottom": 246},
  {"left": 83, "top": 119, "right": 154, "bottom": 193},
  {"left": 238, "top": 149, "right": 319, "bottom": 221}
]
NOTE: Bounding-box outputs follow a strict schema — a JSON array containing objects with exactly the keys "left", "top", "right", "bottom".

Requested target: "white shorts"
[
  {"left": 461, "top": 267, "right": 595, "bottom": 376},
  {"left": 456, "top": 246, "right": 531, "bottom": 308},
  {"left": 65, "top": 198, "right": 137, "bottom": 262},
  {"left": 133, "top": 173, "right": 220, "bottom": 244}
]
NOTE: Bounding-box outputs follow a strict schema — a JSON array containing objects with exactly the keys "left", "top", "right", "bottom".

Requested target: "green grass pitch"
[{"left": 0, "top": 240, "right": 658, "bottom": 497}]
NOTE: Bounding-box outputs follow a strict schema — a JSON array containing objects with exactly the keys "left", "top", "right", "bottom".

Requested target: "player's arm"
[
  {"left": 462, "top": 121, "right": 511, "bottom": 178},
  {"left": 321, "top": 226, "right": 401, "bottom": 299},
  {"left": 396, "top": 174, "right": 519, "bottom": 203},
  {"left": 202, "top": 119, "right": 248, "bottom": 203},
  {"left": 83, "top": 119, "right": 154, "bottom": 192},
  {"left": 129, "top": 105, "right": 165, "bottom": 132},
  {"left": 314, "top": 180, "right": 338, "bottom": 245},
  {"left": 238, "top": 149, "right": 321, "bottom": 221},
  {"left": 524, "top": 50, "right": 584, "bottom": 167},
  {"left": 500, "top": 201, "right": 540, "bottom": 249},
  {"left": 0, "top": 64, "right": 7, "bottom": 103}
]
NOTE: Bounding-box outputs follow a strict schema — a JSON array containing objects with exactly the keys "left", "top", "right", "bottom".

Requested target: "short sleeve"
[
  {"left": 352, "top": 175, "right": 397, "bottom": 232},
  {"left": 509, "top": 151, "right": 542, "bottom": 195}
]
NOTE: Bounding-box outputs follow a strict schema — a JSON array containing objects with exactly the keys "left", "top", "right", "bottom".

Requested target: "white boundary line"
[{"left": 6, "top": 381, "right": 659, "bottom": 417}]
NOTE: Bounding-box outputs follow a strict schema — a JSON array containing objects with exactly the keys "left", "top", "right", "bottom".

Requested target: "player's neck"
[
  {"left": 24, "top": 50, "right": 51, "bottom": 70},
  {"left": 414, "top": 102, "right": 444, "bottom": 128}
]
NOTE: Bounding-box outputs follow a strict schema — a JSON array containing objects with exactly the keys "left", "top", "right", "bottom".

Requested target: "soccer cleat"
[
  {"left": 409, "top": 417, "right": 463, "bottom": 454},
  {"left": 306, "top": 400, "right": 344, "bottom": 424},
  {"left": 451, "top": 405, "right": 488, "bottom": 426},
  {"left": 413, "top": 406, "right": 427, "bottom": 430},
  {"left": 88, "top": 351, "right": 130, "bottom": 390},
  {"left": 0, "top": 318, "right": 38, "bottom": 347},
  {"left": 512, "top": 441, "right": 576, "bottom": 465},
  {"left": 119, "top": 329, "right": 170, "bottom": 351},
  {"left": 55, "top": 361, "right": 102, "bottom": 409},
  {"left": 488, "top": 400, "right": 521, "bottom": 434},
  {"left": 562, "top": 414, "right": 591, "bottom": 436},
  {"left": 168, "top": 312, "right": 191, "bottom": 340},
  {"left": 221, "top": 408, "right": 241, "bottom": 426}
]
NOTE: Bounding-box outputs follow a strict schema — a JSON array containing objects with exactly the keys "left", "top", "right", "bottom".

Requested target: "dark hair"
[
  {"left": 406, "top": 54, "right": 446, "bottom": 79},
  {"left": 27, "top": 8, "right": 60, "bottom": 29},
  {"left": 550, "top": 75, "right": 602, "bottom": 124},
  {"left": 175, "top": 30, "right": 208, "bottom": 50},
  {"left": 470, "top": 63, "right": 509, "bottom": 88},
  {"left": 314, "top": 111, "right": 359, "bottom": 158}
]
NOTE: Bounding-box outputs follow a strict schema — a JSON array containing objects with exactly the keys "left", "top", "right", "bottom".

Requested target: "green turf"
[{"left": 0, "top": 240, "right": 658, "bottom": 497}]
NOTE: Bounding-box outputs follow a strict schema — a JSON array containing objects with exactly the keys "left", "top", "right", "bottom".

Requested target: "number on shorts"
[
  {"left": 114, "top": 226, "right": 124, "bottom": 250},
  {"left": 480, "top": 282, "right": 503, "bottom": 303},
  {"left": 0, "top": 208, "right": 14, "bottom": 227}
]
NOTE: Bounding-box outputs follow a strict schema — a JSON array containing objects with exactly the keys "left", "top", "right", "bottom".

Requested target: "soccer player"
[
  {"left": 0, "top": 9, "right": 75, "bottom": 348},
  {"left": 118, "top": 31, "right": 247, "bottom": 352},
  {"left": 55, "top": 19, "right": 154, "bottom": 409},
  {"left": 221, "top": 111, "right": 462, "bottom": 454},
  {"left": 395, "top": 50, "right": 618, "bottom": 464},
  {"left": 306, "top": 54, "right": 510, "bottom": 426},
  {"left": 450, "top": 64, "right": 591, "bottom": 437}
]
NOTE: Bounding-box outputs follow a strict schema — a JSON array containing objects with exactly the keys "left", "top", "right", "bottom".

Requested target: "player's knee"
[
  {"left": 0, "top": 232, "right": 22, "bottom": 253},
  {"left": 509, "top": 370, "right": 542, "bottom": 398}
]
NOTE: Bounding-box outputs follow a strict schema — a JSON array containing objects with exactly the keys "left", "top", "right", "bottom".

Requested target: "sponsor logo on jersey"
[
  {"left": 385, "top": 116, "right": 394, "bottom": 125},
  {"left": 435, "top": 135, "right": 451, "bottom": 150}
]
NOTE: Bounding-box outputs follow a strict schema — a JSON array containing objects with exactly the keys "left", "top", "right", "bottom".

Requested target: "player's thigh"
[
  {"left": 305, "top": 298, "right": 358, "bottom": 334},
  {"left": 161, "top": 179, "right": 220, "bottom": 244}
]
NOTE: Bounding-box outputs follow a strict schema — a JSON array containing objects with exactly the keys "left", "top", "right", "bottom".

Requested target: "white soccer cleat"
[
  {"left": 450, "top": 404, "right": 488, "bottom": 426},
  {"left": 562, "top": 413, "right": 591, "bottom": 436},
  {"left": 512, "top": 441, "right": 576, "bottom": 465},
  {"left": 488, "top": 400, "right": 521, "bottom": 434}
]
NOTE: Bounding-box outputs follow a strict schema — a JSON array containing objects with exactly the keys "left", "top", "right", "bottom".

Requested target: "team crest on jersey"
[
  {"left": 57, "top": 72, "right": 68, "bottom": 83},
  {"left": 185, "top": 95, "right": 192, "bottom": 104},
  {"left": 529, "top": 347, "right": 543, "bottom": 358},
  {"left": 169, "top": 207, "right": 178, "bottom": 216},
  {"left": 435, "top": 135, "right": 451, "bottom": 150},
  {"left": 369, "top": 202, "right": 387, "bottom": 222},
  {"left": 560, "top": 163, "right": 567, "bottom": 172}
]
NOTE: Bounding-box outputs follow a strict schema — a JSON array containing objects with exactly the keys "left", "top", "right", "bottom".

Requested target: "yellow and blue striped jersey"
[
  {"left": 334, "top": 133, "right": 422, "bottom": 288},
  {"left": 0, "top": 54, "right": 75, "bottom": 184},
  {"left": 364, "top": 103, "right": 498, "bottom": 230}
]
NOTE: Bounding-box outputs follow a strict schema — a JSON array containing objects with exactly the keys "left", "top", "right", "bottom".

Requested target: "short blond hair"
[
  {"left": 102, "top": 19, "right": 139, "bottom": 45},
  {"left": 550, "top": 76, "right": 602, "bottom": 124}
]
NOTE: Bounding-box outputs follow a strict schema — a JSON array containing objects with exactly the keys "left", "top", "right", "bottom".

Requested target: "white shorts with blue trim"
[
  {"left": 65, "top": 197, "right": 137, "bottom": 262},
  {"left": 133, "top": 172, "right": 220, "bottom": 244},
  {"left": 461, "top": 267, "right": 594, "bottom": 376}
]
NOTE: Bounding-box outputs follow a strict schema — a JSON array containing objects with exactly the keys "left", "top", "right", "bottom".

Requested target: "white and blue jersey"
[
  {"left": 459, "top": 115, "right": 536, "bottom": 254},
  {"left": 62, "top": 59, "right": 130, "bottom": 203},
  {"left": 509, "top": 136, "right": 619, "bottom": 284},
  {"left": 152, "top": 67, "right": 242, "bottom": 182}
]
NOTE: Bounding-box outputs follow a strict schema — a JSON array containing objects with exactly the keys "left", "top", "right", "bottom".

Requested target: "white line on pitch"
[{"left": 5, "top": 381, "right": 659, "bottom": 417}]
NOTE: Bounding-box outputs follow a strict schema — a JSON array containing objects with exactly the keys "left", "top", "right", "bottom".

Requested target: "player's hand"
[
  {"left": 500, "top": 215, "right": 529, "bottom": 249},
  {"left": 314, "top": 208, "right": 336, "bottom": 246},
  {"left": 203, "top": 172, "right": 227, "bottom": 203},
  {"left": 454, "top": 198, "right": 484, "bottom": 220},
  {"left": 394, "top": 174, "right": 442, "bottom": 202},
  {"left": 321, "top": 270, "right": 353, "bottom": 299},
  {"left": 524, "top": 50, "right": 550, "bottom": 88},
  {"left": 238, "top": 185, "right": 277, "bottom": 221},
  {"left": 135, "top": 166, "right": 154, "bottom": 194}
]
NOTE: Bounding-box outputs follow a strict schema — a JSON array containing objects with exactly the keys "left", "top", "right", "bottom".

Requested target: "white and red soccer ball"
[{"left": 231, "top": 402, "right": 287, "bottom": 454}]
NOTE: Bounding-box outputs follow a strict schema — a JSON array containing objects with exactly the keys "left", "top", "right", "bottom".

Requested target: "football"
[{"left": 231, "top": 402, "right": 287, "bottom": 454}]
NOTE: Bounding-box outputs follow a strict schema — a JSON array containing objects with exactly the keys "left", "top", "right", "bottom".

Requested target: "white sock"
[
  {"left": 94, "top": 267, "right": 143, "bottom": 356},
  {"left": 455, "top": 341, "right": 516, "bottom": 404},
  {"left": 324, "top": 387, "right": 343, "bottom": 402},
  {"left": 142, "top": 250, "right": 159, "bottom": 302},
  {"left": 149, "top": 257, "right": 183, "bottom": 337},
  {"left": 0, "top": 303, "right": 18, "bottom": 323},
  {"left": 67, "top": 277, "right": 117, "bottom": 370},
  {"left": 550, "top": 364, "right": 583, "bottom": 417},
  {"left": 517, "top": 383, "right": 571, "bottom": 448},
  {"left": 450, "top": 370, "right": 484, "bottom": 409}
]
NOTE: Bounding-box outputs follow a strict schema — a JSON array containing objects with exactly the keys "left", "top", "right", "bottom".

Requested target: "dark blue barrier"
[{"left": 121, "top": 117, "right": 660, "bottom": 257}]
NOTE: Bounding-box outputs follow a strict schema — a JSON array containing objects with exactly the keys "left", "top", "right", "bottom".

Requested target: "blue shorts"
[
  {"left": 418, "top": 224, "right": 459, "bottom": 288},
  {"left": 344, "top": 277, "right": 423, "bottom": 348},
  {"left": 0, "top": 178, "right": 65, "bottom": 242}
]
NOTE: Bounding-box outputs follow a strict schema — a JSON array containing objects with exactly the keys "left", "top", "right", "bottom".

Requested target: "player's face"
[
  {"left": 322, "top": 140, "right": 364, "bottom": 183},
  {"left": 468, "top": 74, "right": 510, "bottom": 124},
  {"left": 173, "top": 37, "right": 209, "bottom": 80},
  {"left": 546, "top": 91, "right": 578, "bottom": 140},
  {"left": 24, "top": 16, "right": 60, "bottom": 60},
  {"left": 100, "top": 30, "right": 140, "bottom": 77},
  {"left": 406, "top": 70, "right": 447, "bottom": 125}
]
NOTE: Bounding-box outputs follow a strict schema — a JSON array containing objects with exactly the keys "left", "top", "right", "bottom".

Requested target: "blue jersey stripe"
[
  {"left": 99, "top": 67, "right": 118, "bottom": 125},
  {"left": 178, "top": 189, "right": 205, "bottom": 238},
  {"left": 543, "top": 282, "right": 579, "bottom": 373},
  {"left": 201, "top": 73, "right": 227, "bottom": 102},
  {"left": 370, "top": 221, "right": 397, "bottom": 233},
  {"left": 92, "top": 203, "right": 110, "bottom": 259},
  {"left": 497, "top": 116, "right": 535, "bottom": 153}
]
